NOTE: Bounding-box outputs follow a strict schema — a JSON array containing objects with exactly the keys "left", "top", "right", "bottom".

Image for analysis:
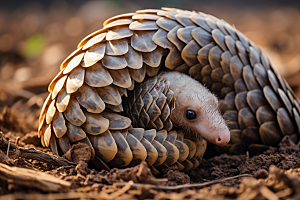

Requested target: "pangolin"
[{"left": 38, "top": 7, "right": 300, "bottom": 173}]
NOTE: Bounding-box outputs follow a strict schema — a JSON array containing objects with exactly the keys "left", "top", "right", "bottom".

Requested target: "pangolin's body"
[{"left": 38, "top": 7, "right": 300, "bottom": 173}]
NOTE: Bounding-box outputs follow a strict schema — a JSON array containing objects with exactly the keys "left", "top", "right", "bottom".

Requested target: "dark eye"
[{"left": 186, "top": 110, "right": 196, "bottom": 120}]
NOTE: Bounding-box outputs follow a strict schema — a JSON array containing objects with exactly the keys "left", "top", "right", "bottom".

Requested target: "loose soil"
[{"left": 1, "top": 129, "right": 300, "bottom": 199}]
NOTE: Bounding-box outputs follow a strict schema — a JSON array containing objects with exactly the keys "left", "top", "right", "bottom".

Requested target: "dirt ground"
[{"left": 1, "top": 1, "right": 300, "bottom": 199}]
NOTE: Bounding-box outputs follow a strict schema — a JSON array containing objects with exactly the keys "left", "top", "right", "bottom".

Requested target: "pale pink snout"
[
  {"left": 213, "top": 130, "right": 231, "bottom": 146},
  {"left": 195, "top": 124, "right": 230, "bottom": 146}
]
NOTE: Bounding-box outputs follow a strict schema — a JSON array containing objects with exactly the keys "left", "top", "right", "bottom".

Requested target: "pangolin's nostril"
[{"left": 215, "top": 132, "right": 230, "bottom": 145}]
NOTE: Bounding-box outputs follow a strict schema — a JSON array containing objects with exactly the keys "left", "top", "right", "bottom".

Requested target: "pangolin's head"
[{"left": 160, "top": 71, "right": 230, "bottom": 146}]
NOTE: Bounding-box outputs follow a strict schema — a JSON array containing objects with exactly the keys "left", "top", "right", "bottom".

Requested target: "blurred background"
[{"left": 0, "top": 0, "right": 300, "bottom": 133}]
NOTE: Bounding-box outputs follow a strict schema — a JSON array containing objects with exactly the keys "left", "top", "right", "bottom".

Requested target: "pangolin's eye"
[{"left": 186, "top": 110, "right": 196, "bottom": 120}]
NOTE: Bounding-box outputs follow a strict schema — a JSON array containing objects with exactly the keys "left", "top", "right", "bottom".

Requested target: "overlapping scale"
[
  {"left": 175, "top": 12, "right": 195, "bottom": 27},
  {"left": 66, "top": 67, "right": 85, "bottom": 94},
  {"left": 82, "top": 43, "right": 106, "bottom": 67},
  {"left": 212, "top": 29, "right": 227, "bottom": 52},
  {"left": 129, "top": 20, "right": 159, "bottom": 30},
  {"left": 256, "top": 105, "right": 276, "bottom": 125},
  {"left": 63, "top": 52, "right": 85, "bottom": 73},
  {"left": 56, "top": 88, "right": 70, "bottom": 112},
  {"left": 277, "top": 108, "right": 295, "bottom": 136},
  {"left": 76, "top": 84, "right": 105, "bottom": 113},
  {"left": 157, "top": 10, "right": 177, "bottom": 20},
  {"left": 132, "top": 14, "right": 160, "bottom": 20},
  {"left": 102, "top": 55, "right": 127, "bottom": 70},
  {"left": 52, "top": 75, "right": 68, "bottom": 99},
  {"left": 48, "top": 70, "right": 64, "bottom": 93},
  {"left": 52, "top": 112, "right": 67, "bottom": 138},
  {"left": 103, "top": 13, "right": 135, "bottom": 26},
  {"left": 44, "top": 124, "right": 52, "bottom": 147},
  {"left": 106, "top": 26, "right": 133, "bottom": 41},
  {"left": 259, "top": 122, "right": 282, "bottom": 146},
  {"left": 167, "top": 25, "right": 185, "bottom": 51},
  {"left": 192, "top": 27, "right": 213, "bottom": 47},
  {"left": 81, "top": 112, "right": 109, "bottom": 135},
  {"left": 131, "top": 30, "right": 157, "bottom": 52},
  {"left": 101, "top": 112, "right": 131, "bottom": 130},
  {"left": 108, "top": 68, "right": 132, "bottom": 88},
  {"left": 46, "top": 100, "right": 56, "bottom": 124},
  {"left": 88, "top": 130, "right": 117, "bottom": 162},
  {"left": 142, "top": 46, "right": 164, "bottom": 67},
  {"left": 124, "top": 46, "right": 143, "bottom": 69},
  {"left": 220, "top": 51, "right": 231, "bottom": 74},
  {"left": 156, "top": 18, "right": 180, "bottom": 32},
  {"left": 128, "top": 64, "right": 146, "bottom": 83},
  {"left": 105, "top": 38, "right": 129, "bottom": 56},
  {"left": 165, "top": 47, "right": 184, "bottom": 69},
  {"left": 83, "top": 33, "right": 106, "bottom": 50},
  {"left": 57, "top": 135, "right": 72, "bottom": 154},
  {"left": 177, "top": 26, "right": 196, "bottom": 44},
  {"left": 85, "top": 62, "right": 113, "bottom": 87},
  {"left": 224, "top": 36, "right": 237, "bottom": 55},
  {"left": 182, "top": 40, "right": 201, "bottom": 66},
  {"left": 126, "top": 134, "right": 147, "bottom": 166},
  {"left": 197, "top": 44, "right": 213, "bottom": 67},
  {"left": 247, "top": 89, "right": 268, "bottom": 113},
  {"left": 66, "top": 122, "right": 87, "bottom": 142},
  {"left": 103, "top": 19, "right": 134, "bottom": 30},
  {"left": 190, "top": 13, "right": 212, "bottom": 32},
  {"left": 96, "top": 85, "right": 122, "bottom": 106},
  {"left": 64, "top": 98, "right": 86, "bottom": 126},
  {"left": 109, "top": 131, "right": 133, "bottom": 167}
]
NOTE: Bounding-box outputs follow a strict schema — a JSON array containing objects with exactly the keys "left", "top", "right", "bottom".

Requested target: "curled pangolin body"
[{"left": 38, "top": 7, "right": 300, "bottom": 173}]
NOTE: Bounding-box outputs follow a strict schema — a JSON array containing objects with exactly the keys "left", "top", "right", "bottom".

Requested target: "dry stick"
[
  {"left": 0, "top": 182, "right": 134, "bottom": 200},
  {"left": 0, "top": 132, "right": 75, "bottom": 167},
  {"left": 114, "top": 174, "right": 252, "bottom": 190},
  {"left": 15, "top": 136, "right": 19, "bottom": 146},
  {"left": 0, "top": 192, "right": 109, "bottom": 200},
  {"left": 1, "top": 182, "right": 134, "bottom": 200},
  {"left": 6, "top": 140, "right": 10, "bottom": 157},
  {"left": 0, "top": 163, "right": 71, "bottom": 192},
  {"left": 0, "top": 149, "right": 11, "bottom": 163},
  {"left": 14, "top": 147, "right": 75, "bottom": 167},
  {"left": 108, "top": 181, "right": 134, "bottom": 199}
]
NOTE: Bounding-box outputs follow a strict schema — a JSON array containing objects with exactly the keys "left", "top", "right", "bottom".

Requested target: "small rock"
[
  {"left": 253, "top": 169, "right": 269, "bottom": 179},
  {"left": 63, "top": 143, "right": 92, "bottom": 164}
]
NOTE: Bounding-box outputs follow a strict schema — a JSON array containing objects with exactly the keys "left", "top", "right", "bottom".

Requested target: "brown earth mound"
[{"left": 1, "top": 128, "right": 300, "bottom": 199}]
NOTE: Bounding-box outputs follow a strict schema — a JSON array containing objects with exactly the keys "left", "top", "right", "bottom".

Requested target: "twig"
[
  {"left": 13, "top": 147, "right": 75, "bottom": 166},
  {"left": 114, "top": 174, "right": 252, "bottom": 190},
  {"left": 0, "top": 149, "right": 13, "bottom": 164},
  {"left": 0, "top": 163, "right": 71, "bottom": 192},
  {"left": 0, "top": 181, "right": 133, "bottom": 200},
  {"left": 0, "top": 192, "right": 110, "bottom": 200},
  {"left": 0, "top": 132, "right": 75, "bottom": 167},
  {"left": 6, "top": 140, "right": 10, "bottom": 157},
  {"left": 15, "top": 136, "right": 19, "bottom": 146},
  {"left": 108, "top": 181, "right": 133, "bottom": 199}
]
